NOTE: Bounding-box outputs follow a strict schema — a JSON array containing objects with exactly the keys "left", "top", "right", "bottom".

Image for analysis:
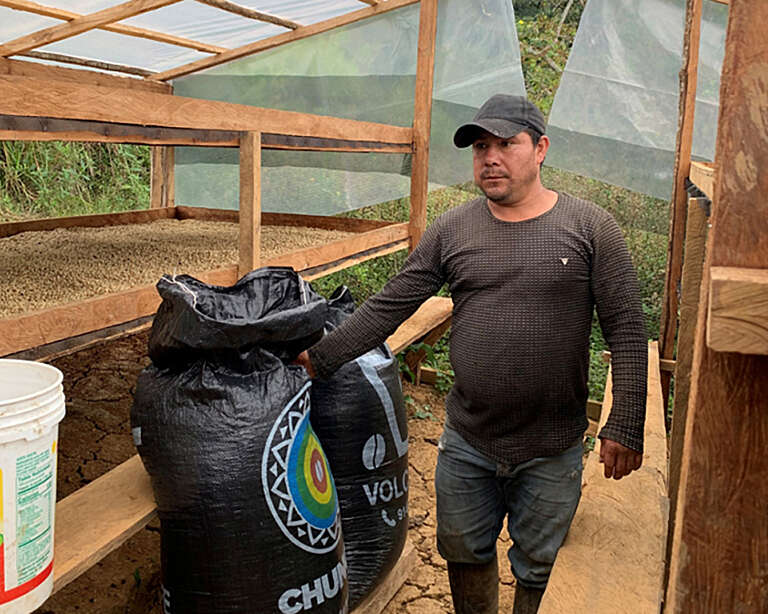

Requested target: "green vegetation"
[{"left": 0, "top": 0, "right": 669, "bottom": 402}]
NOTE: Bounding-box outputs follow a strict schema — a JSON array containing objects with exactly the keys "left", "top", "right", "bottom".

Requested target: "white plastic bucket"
[{"left": 0, "top": 360, "right": 66, "bottom": 613}]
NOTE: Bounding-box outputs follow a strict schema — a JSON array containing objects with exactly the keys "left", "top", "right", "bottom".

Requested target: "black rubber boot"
[
  {"left": 512, "top": 584, "right": 545, "bottom": 614},
  {"left": 447, "top": 555, "right": 499, "bottom": 614}
]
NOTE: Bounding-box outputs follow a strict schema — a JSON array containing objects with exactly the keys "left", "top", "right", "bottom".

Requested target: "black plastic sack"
[
  {"left": 310, "top": 287, "right": 409, "bottom": 608},
  {"left": 131, "top": 268, "right": 348, "bottom": 614}
]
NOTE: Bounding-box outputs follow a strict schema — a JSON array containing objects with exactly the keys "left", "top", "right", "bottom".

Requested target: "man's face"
[{"left": 472, "top": 130, "right": 548, "bottom": 205}]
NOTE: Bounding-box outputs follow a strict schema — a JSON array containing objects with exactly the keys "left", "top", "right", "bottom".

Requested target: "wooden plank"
[
  {"left": 404, "top": 317, "right": 451, "bottom": 372},
  {"left": 408, "top": 0, "right": 437, "bottom": 250},
  {"left": 540, "top": 342, "right": 668, "bottom": 614},
  {"left": 0, "top": 266, "right": 238, "bottom": 357},
  {"left": 603, "top": 350, "right": 675, "bottom": 373},
  {"left": 52, "top": 448, "right": 416, "bottom": 604},
  {"left": 150, "top": 0, "right": 420, "bottom": 81},
  {"left": 667, "top": 197, "right": 708, "bottom": 538},
  {"left": 195, "top": 0, "right": 301, "bottom": 29},
  {"left": 0, "top": 75, "right": 414, "bottom": 145},
  {"left": 0, "top": 0, "right": 182, "bottom": 57},
  {"left": 706, "top": 266, "right": 768, "bottom": 354},
  {"left": 351, "top": 540, "right": 417, "bottom": 614},
  {"left": 52, "top": 455, "right": 157, "bottom": 593},
  {"left": 20, "top": 50, "right": 154, "bottom": 77},
  {"left": 268, "top": 223, "right": 410, "bottom": 273},
  {"left": 150, "top": 146, "right": 174, "bottom": 209},
  {"left": 659, "top": 0, "right": 703, "bottom": 403},
  {"left": 0, "top": 0, "right": 226, "bottom": 53},
  {"left": 0, "top": 116, "right": 412, "bottom": 152},
  {"left": 385, "top": 296, "right": 452, "bottom": 354},
  {"left": 300, "top": 239, "right": 409, "bottom": 282},
  {"left": 0, "top": 57, "right": 170, "bottom": 93},
  {"left": 238, "top": 131, "right": 261, "bottom": 276},
  {"left": 0, "top": 207, "right": 174, "bottom": 239},
  {"left": 665, "top": 0, "right": 768, "bottom": 609},
  {"left": 688, "top": 160, "right": 715, "bottom": 199}
]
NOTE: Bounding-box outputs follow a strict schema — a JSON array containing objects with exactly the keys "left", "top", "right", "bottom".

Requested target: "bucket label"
[{"left": 15, "top": 448, "right": 54, "bottom": 584}]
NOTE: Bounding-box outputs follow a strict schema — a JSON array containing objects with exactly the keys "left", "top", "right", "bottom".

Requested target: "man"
[{"left": 295, "top": 94, "right": 647, "bottom": 614}]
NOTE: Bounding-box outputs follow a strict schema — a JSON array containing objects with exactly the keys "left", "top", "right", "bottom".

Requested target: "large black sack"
[
  {"left": 131, "top": 268, "right": 348, "bottom": 614},
  {"left": 309, "top": 287, "right": 408, "bottom": 608}
]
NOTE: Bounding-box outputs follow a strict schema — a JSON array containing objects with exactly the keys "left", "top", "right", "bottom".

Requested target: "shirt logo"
[{"left": 560, "top": 258, "right": 569, "bottom": 265}]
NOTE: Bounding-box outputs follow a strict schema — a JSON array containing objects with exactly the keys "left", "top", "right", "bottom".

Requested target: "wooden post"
[
  {"left": 664, "top": 196, "right": 707, "bottom": 580},
  {"left": 238, "top": 131, "right": 261, "bottom": 277},
  {"left": 408, "top": 0, "right": 438, "bottom": 251},
  {"left": 664, "top": 0, "right": 768, "bottom": 610},
  {"left": 149, "top": 146, "right": 174, "bottom": 208},
  {"left": 658, "top": 0, "right": 703, "bottom": 405}
]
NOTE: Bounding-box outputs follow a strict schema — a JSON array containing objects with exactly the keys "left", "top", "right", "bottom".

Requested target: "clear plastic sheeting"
[
  {"left": 0, "top": 0, "right": 380, "bottom": 73},
  {"left": 546, "top": 0, "right": 727, "bottom": 200},
  {"left": 172, "top": 0, "right": 524, "bottom": 214}
]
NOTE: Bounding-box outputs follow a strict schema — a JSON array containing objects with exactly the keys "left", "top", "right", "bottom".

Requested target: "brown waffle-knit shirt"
[{"left": 308, "top": 193, "right": 647, "bottom": 464}]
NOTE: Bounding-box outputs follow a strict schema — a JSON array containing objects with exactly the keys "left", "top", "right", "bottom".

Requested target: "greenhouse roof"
[{"left": 0, "top": 0, "right": 417, "bottom": 81}]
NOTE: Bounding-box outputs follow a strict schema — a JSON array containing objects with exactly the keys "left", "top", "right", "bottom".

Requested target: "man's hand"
[
  {"left": 599, "top": 438, "right": 642, "bottom": 480},
  {"left": 293, "top": 350, "right": 316, "bottom": 379}
]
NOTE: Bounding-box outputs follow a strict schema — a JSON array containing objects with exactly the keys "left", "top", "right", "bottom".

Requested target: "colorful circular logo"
[{"left": 262, "top": 384, "right": 341, "bottom": 553}]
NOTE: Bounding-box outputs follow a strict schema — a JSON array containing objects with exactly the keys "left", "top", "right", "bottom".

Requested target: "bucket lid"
[{"left": 0, "top": 359, "right": 63, "bottom": 407}]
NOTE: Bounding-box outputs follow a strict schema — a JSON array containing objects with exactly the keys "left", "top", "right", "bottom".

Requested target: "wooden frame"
[{"left": 664, "top": 0, "right": 768, "bottom": 611}]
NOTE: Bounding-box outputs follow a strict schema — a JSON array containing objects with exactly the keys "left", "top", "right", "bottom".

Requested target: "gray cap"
[{"left": 453, "top": 94, "right": 547, "bottom": 148}]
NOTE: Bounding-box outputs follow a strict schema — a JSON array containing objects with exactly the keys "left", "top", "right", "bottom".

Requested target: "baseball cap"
[{"left": 453, "top": 94, "right": 547, "bottom": 148}]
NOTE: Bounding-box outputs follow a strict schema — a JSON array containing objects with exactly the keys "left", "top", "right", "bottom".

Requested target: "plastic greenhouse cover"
[
  {"left": 0, "top": 1, "right": 369, "bottom": 73},
  {"left": 546, "top": 0, "right": 727, "bottom": 201},
  {"left": 171, "top": 0, "right": 525, "bottom": 215}
]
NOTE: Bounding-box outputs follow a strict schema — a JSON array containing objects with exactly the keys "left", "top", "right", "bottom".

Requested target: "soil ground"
[{"left": 34, "top": 331, "right": 519, "bottom": 614}]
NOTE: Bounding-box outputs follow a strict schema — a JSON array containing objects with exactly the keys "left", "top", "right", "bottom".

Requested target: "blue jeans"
[{"left": 435, "top": 426, "right": 583, "bottom": 590}]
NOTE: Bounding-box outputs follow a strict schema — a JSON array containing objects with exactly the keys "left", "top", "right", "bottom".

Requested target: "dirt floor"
[{"left": 34, "top": 331, "right": 519, "bottom": 614}]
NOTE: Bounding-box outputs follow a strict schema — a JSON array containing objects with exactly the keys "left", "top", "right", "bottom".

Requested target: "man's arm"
[
  {"left": 590, "top": 214, "right": 648, "bottom": 480},
  {"left": 301, "top": 219, "right": 447, "bottom": 379}
]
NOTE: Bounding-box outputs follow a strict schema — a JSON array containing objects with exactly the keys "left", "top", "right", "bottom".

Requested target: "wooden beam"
[
  {"left": 0, "top": 0, "right": 226, "bottom": 54},
  {"left": 385, "top": 296, "right": 452, "bottom": 355},
  {"left": 665, "top": 196, "right": 708, "bottom": 583},
  {"left": 150, "top": 146, "right": 174, "bottom": 209},
  {"left": 238, "top": 131, "right": 261, "bottom": 277},
  {"left": 706, "top": 266, "right": 768, "bottom": 354},
  {"left": 0, "top": 0, "right": 183, "bottom": 57},
  {"left": 688, "top": 160, "right": 715, "bottom": 199},
  {"left": 0, "top": 57, "right": 171, "bottom": 93},
  {"left": 408, "top": 0, "right": 437, "bottom": 250},
  {"left": 20, "top": 50, "right": 154, "bottom": 78},
  {"left": 0, "top": 207, "right": 175, "bottom": 239},
  {"left": 659, "top": 0, "right": 703, "bottom": 404},
  {"left": 664, "top": 0, "right": 768, "bottom": 608},
  {"left": 0, "top": 115, "right": 413, "bottom": 152},
  {"left": 195, "top": 0, "right": 301, "bottom": 29},
  {"left": 0, "top": 75, "right": 414, "bottom": 144},
  {"left": 52, "top": 455, "right": 157, "bottom": 593},
  {"left": 404, "top": 317, "right": 451, "bottom": 373},
  {"left": 150, "top": 0, "right": 420, "bottom": 81},
  {"left": 540, "top": 342, "right": 668, "bottom": 614},
  {"left": 356, "top": 0, "right": 379, "bottom": 6}
]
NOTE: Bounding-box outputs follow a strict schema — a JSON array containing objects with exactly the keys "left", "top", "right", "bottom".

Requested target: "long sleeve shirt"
[{"left": 308, "top": 193, "right": 648, "bottom": 464}]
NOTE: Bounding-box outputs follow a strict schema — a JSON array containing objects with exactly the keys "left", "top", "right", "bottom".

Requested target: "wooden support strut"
[
  {"left": 0, "top": 0, "right": 183, "bottom": 57},
  {"left": 658, "top": 0, "right": 703, "bottom": 406},
  {"left": 408, "top": 0, "right": 438, "bottom": 251},
  {"left": 238, "top": 131, "right": 261, "bottom": 277}
]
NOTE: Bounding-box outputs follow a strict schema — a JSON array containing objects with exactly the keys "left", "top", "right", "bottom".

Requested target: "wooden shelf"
[{"left": 0, "top": 208, "right": 410, "bottom": 357}]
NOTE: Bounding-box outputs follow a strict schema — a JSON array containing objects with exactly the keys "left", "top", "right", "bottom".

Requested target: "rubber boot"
[
  {"left": 512, "top": 584, "right": 545, "bottom": 614},
  {"left": 447, "top": 555, "right": 499, "bottom": 614}
]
